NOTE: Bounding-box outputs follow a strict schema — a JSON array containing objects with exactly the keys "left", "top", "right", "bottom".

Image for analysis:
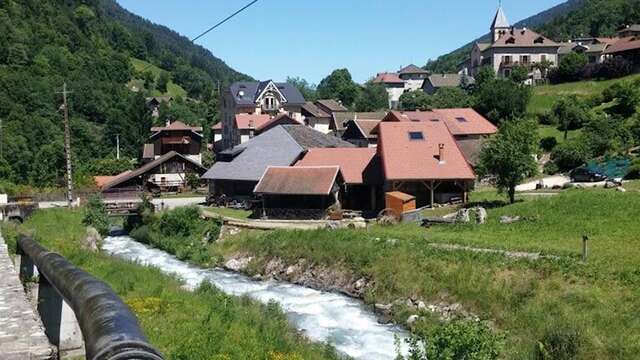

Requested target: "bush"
[
  {"left": 535, "top": 322, "right": 583, "bottom": 360},
  {"left": 540, "top": 136, "right": 558, "bottom": 152},
  {"left": 597, "top": 56, "right": 632, "bottom": 80},
  {"left": 537, "top": 112, "right": 558, "bottom": 126},
  {"left": 83, "top": 194, "right": 109, "bottom": 235},
  {"left": 404, "top": 320, "right": 502, "bottom": 360},
  {"left": 551, "top": 140, "right": 591, "bottom": 171},
  {"left": 625, "top": 158, "right": 640, "bottom": 179},
  {"left": 543, "top": 161, "right": 560, "bottom": 175}
]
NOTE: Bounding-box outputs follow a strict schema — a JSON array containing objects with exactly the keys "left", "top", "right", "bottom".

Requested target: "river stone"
[
  {"left": 374, "top": 303, "right": 393, "bottom": 314},
  {"left": 354, "top": 278, "right": 367, "bottom": 290},
  {"left": 605, "top": 181, "right": 618, "bottom": 189},
  {"left": 84, "top": 227, "right": 102, "bottom": 252},
  {"left": 417, "top": 301, "right": 427, "bottom": 311},
  {"left": 455, "top": 208, "right": 470, "bottom": 223},
  {"left": 225, "top": 257, "right": 253, "bottom": 271},
  {"left": 475, "top": 207, "right": 487, "bottom": 224},
  {"left": 617, "top": 187, "right": 627, "bottom": 193},
  {"left": 406, "top": 315, "right": 419, "bottom": 326}
]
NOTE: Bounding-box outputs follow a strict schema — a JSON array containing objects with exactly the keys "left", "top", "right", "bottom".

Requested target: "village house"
[
  {"left": 382, "top": 108, "right": 497, "bottom": 166},
  {"left": 558, "top": 37, "right": 619, "bottom": 64},
  {"left": 372, "top": 72, "right": 406, "bottom": 109},
  {"left": 422, "top": 73, "right": 474, "bottom": 95},
  {"left": 202, "top": 125, "right": 354, "bottom": 200},
  {"left": 604, "top": 25, "right": 640, "bottom": 69},
  {"left": 470, "top": 6, "right": 561, "bottom": 80},
  {"left": 375, "top": 121, "right": 476, "bottom": 207},
  {"left": 295, "top": 147, "right": 382, "bottom": 212},
  {"left": 144, "top": 120, "right": 203, "bottom": 165},
  {"left": 145, "top": 96, "right": 173, "bottom": 118},
  {"left": 301, "top": 99, "right": 348, "bottom": 134},
  {"left": 254, "top": 166, "right": 345, "bottom": 220},
  {"left": 212, "top": 113, "right": 301, "bottom": 152},
  {"left": 331, "top": 111, "right": 387, "bottom": 137},
  {"left": 220, "top": 80, "right": 306, "bottom": 150},
  {"left": 398, "top": 64, "right": 430, "bottom": 91},
  {"left": 341, "top": 118, "right": 382, "bottom": 148},
  {"left": 99, "top": 151, "right": 207, "bottom": 197}
]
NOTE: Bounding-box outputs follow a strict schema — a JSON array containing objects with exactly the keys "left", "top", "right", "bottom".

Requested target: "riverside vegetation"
[
  {"left": 1, "top": 209, "right": 340, "bottom": 360},
  {"left": 213, "top": 187, "right": 640, "bottom": 359}
]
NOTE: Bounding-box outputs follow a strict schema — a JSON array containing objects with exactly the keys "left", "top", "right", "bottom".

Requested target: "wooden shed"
[{"left": 385, "top": 191, "right": 416, "bottom": 216}]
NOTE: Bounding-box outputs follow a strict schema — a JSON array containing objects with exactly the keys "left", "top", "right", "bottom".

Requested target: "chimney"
[
  {"left": 248, "top": 119, "right": 255, "bottom": 129},
  {"left": 165, "top": 119, "right": 171, "bottom": 127},
  {"left": 438, "top": 144, "right": 446, "bottom": 164}
]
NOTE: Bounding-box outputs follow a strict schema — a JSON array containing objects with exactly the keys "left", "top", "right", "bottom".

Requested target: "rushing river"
[{"left": 103, "top": 236, "right": 409, "bottom": 360}]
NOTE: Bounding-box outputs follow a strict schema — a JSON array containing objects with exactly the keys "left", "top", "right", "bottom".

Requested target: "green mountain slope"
[
  {"left": 424, "top": 0, "right": 640, "bottom": 73},
  {"left": 0, "top": 0, "right": 250, "bottom": 189}
]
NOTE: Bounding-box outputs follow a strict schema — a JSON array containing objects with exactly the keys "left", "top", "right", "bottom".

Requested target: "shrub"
[
  {"left": 540, "top": 136, "right": 558, "bottom": 152},
  {"left": 405, "top": 320, "right": 502, "bottom": 360},
  {"left": 551, "top": 140, "right": 591, "bottom": 171},
  {"left": 83, "top": 194, "right": 109, "bottom": 235},
  {"left": 534, "top": 322, "right": 583, "bottom": 360},
  {"left": 537, "top": 112, "right": 558, "bottom": 126},
  {"left": 543, "top": 161, "right": 560, "bottom": 175},
  {"left": 597, "top": 56, "right": 632, "bottom": 79},
  {"left": 625, "top": 158, "right": 640, "bottom": 179}
]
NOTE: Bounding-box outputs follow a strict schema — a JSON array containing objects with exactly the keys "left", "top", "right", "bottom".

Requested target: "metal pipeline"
[{"left": 17, "top": 236, "right": 164, "bottom": 360}]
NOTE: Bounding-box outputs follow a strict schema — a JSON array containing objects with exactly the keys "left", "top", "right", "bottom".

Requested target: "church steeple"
[{"left": 490, "top": 5, "right": 510, "bottom": 43}]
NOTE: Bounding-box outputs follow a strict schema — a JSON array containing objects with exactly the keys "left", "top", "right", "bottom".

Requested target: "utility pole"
[
  {"left": 58, "top": 83, "right": 74, "bottom": 208},
  {"left": 0, "top": 117, "right": 3, "bottom": 160},
  {"left": 116, "top": 135, "right": 120, "bottom": 160}
]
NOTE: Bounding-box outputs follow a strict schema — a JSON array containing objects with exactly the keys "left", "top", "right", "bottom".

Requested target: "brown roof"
[
  {"left": 302, "top": 102, "right": 331, "bottom": 118},
  {"left": 212, "top": 122, "right": 222, "bottom": 130},
  {"left": 426, "top": 74, "right": 468, "bottom": 88},
  {"left": 102, "top": 151, "right": 206, "bottom": 191},
  {"left": 386, "top": 191, "right": 415, "bottom": 202},
  {"left": 604, "top": 36, "right": 640, "bottom": 54},
  {"left": 94, "top": 172, "right": 130, "bottom": 189},
  {"left": 373, "top": 72, "right": 404, "bottom": 84},
  {"left": 355, "top": 119, "right": 382, "bottom": 139},
  {"left": 333, "top": 112, "right": 387, "bottom": 132},
  {"left": 235, "top": 114, "right": 272, "bottom": 130},
  {"left": 489, "top": 28, "right": 559, "bottom": 48},
  {"left": 296, "top": 148, "right": 377, "bottom": 184},
  {"left": 382, "top": 109, "right": 497, "bottom": 137},
  {"left": 399, "top": 64, "right": 429, "bottom": 75},
  {"left": 151, "top": 120, "right": 203, "bottom": 132},
  {"left": 455, "top": 137, "right": 485, "bottom": 166},
  {"left": 316, "top": 99, "right": 348, "bottom": 113},
  {"left": 376, "top": 121, "right": 475, "bottom": 181},
  {"left": 254, "top": 166, "right": 341, "bottom": 195}
]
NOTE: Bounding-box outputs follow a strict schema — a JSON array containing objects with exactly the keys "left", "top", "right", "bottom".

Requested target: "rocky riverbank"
[{"left": 223, "top": 254, "right": 480, "bottom": 328}]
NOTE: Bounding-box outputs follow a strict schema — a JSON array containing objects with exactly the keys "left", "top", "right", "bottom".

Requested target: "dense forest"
[
  {"left": 424, "top": 0, "right": 640, "bottom": 73},
  {"left": 0, "top": 0, "right": 250, "bottom": 191}
]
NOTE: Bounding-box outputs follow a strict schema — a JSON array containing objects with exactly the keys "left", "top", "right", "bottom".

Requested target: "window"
[
  {"left": 505, "top": 37, "right": 516, "bottom": 44},
  {"left": 502, "top": 56, "right": 512, "bottom": 64},
  {"left": 264, "top": 96, "right": 276, "bottom": 110},
  {"left": 456, "top": 117, "right": 468, "bottom": 123},
  {"left": 408, "top": 132, "right": 424, "bottom": 141},
  {"left": 534, "top": 37, "right": 545, "bottom": 44},
  {"left": 520, "top": 55, "right": 530, "bottom": 64},
  {"left": 541, "top": 54, "right": 547, "bottom": 62},
  {"left": 430, "top": 118, "right": 440, "bottom": 122}
]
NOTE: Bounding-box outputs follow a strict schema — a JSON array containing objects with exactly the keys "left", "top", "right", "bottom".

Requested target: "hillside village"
[{"left": 2, "top": 1, "right": 640, "bottom": 360}]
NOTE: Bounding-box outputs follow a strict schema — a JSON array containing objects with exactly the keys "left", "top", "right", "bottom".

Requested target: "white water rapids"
[{"left": 103, "top": 236, "right": 409, "bottom": 360}]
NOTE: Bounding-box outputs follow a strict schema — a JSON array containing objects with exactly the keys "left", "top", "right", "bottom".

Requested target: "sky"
[{"left": 117, "top": 0, "right": 566, "bottom": 84}]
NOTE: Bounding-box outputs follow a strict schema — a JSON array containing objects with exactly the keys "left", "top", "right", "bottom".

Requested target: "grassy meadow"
[
  {"left": 527, "top": 73, "right": 640, "bottom": 116},
  {"left": 217, "top": 187, "right": 640, "bottom": 359},
  {"left": 1, "top": 209, "right": 339, "bottom": 360},
  {"left": 128, "top": 58, "right": 188, "bottom": 98}
]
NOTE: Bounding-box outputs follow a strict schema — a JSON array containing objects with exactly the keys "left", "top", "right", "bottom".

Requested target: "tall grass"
[
  {"left": 218, "top": 189, "right": 640, "bottom": 359},
  {"left": 1, "top": 209, "right": 339, "bottom": 360}
]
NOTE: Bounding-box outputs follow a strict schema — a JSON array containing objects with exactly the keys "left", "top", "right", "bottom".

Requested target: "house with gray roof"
[
  {"left": 202, "top": 125, "right": 354, "bottom": 199},
  {"left": 422, "top": 73, "right": 475, "bottom": 94},
  {"left": 220, "top": 80, "right": 306, "bottom": 150}
]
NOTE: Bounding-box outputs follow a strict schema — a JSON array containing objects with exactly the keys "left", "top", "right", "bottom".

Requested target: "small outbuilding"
[{"left": 254, "top": 166, "right": 344, "bottom": 219}]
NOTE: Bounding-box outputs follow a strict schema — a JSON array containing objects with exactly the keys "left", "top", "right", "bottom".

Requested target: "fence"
[{"left": 16, "top": 236, "right": 164, "bottom": 360}]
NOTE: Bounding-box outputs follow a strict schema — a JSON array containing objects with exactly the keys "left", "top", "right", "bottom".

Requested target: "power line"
[
  {"left": 191, "top": 0, "right": 260, "bottom": 42},
  {"left": 139, "top": 0, "right": 260, "bottom": 74}
]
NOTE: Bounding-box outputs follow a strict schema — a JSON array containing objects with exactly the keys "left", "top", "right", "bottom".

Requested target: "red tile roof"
[
  {"left": 491, "top": 28, "right": 559, "bottom": 48},
  {"left": 235, "top": 113, "right": 302, "bottom": 131},
  {"left": 604, "top": 36, "right": 640, "bottom": 54},
  {"left": 295, "top": 148, "right": 377, "bottom": 184},
  {"left": 151, "top": 120, "right": 203, "bottom": 132},
  {"left": 373, "top": 72, "right": 404, "bottom": 84},
  {"left": 382, "top": 109, "right": 497, "bottom": 136},
  {"left": 376, "top": 121, "right": 475, "bottom": 181},
  {"left": 254, "top": 166, "right": 341, "bottom": 195}
]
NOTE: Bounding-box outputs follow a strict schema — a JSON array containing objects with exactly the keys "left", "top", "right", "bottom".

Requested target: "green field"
[
  {"left": 538, "top": 124, "right": 582, "bottom": 143},
  {"left": 1, "top": 210, "right": 338, "bottom": 360},
  {"left": 128, "top": 58, "right": 187, "bottom": 98},
  {"left": 527, "top": 73, "right": 640, "bottom": 116},
  {"left": 217, "top": 186, "right": 640, "bottom": 359}
]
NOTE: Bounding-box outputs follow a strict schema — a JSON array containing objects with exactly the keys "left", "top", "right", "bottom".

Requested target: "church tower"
[{"left": 490, "top": 5, "right": 510, "bottom": 43}]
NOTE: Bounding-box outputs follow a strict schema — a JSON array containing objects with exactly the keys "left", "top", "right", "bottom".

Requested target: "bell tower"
[{"left": 490, "top": 5, "right": 510, "bottom": 43}]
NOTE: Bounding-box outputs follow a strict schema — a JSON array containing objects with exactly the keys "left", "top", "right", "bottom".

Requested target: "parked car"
[{"left": 570, "top": 167, "right": 608, "bottom": 183}]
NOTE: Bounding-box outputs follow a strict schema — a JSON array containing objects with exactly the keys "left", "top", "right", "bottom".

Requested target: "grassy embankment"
[
  {"left": 1, "top": 209, "right": 339, "bottom": 360},
  {"left": 216, "top": 186, "right": 640, "bottom": 359},
  {"left": 128, "top": 58, "right": 187, "bottom": 98}
]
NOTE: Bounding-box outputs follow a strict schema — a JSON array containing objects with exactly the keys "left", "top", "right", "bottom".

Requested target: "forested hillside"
[
  {"left": 0, "top": 0, "right": 250, "bottom": 190},
  {"left": 424, "top": 0, "right": 640, "bottom": 73}
]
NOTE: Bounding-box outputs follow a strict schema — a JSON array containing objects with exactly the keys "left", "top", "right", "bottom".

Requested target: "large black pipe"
[{"left": 18, "top": 235, "right": 164, "bottom": 360}]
